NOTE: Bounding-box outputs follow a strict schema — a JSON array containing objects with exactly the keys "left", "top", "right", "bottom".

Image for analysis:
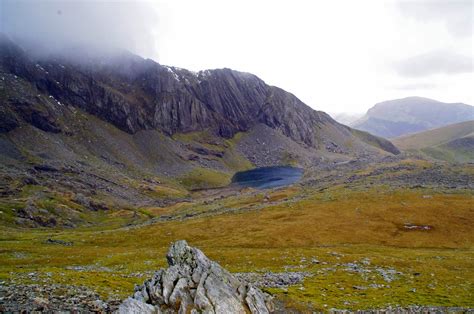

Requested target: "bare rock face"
[
  {"left": 0, "top": 34, "right": 399, "bottom": 155},
  {"left": 118, "top": 240, "right": 274, "bottom": 314}
]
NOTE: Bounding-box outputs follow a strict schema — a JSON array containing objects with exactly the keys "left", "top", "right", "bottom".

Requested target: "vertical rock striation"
[
  {"left": 119, "top": 240, "right": 274, "bottom": 313},
  {"left": 1, "top": 34, "right": 399, "bottom": 156}
]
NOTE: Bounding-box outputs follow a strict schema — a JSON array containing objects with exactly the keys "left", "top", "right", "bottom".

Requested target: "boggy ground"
[{"left": 0, "top": 158, "right": 473, "bottom": 312}]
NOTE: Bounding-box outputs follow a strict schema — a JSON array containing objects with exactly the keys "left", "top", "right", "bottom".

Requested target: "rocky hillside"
[
  {"left": 0, "top": 34, "right": 397, "bottom": 154},
  {"left": 1, "top": 35, "right": 323, "bottom": 145},
  {"left": 352, "top": 97, "right": 474, "bottom": 138},
  {"left": 393, "top": 120, "right": 474, "bottom": 163},
  {"left": 0, "top": 35, "right": 401, "bottom": 227}
]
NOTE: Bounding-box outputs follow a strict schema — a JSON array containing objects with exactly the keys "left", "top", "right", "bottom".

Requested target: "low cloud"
[
  {"left": 398, "top": 0, "right": 473, "bottom": 37},
  {"left": 394, "top": 50, "right": 472, "bottom": 77},
  {"left": 0, "top": 0, "right": 159, "bottom": 58},
  {"left": 392, "top": 82, "right": 437, "bottom": 90}
]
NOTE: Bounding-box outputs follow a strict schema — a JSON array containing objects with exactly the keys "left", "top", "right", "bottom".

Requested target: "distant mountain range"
[
  {"left": 352, "top": 97, "right": 474, "bottom": 138},
  {"left": 393, "top": 120, "right": 474, "bottom": 163}
]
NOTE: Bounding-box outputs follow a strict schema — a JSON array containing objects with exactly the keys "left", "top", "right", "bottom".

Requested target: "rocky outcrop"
[
  {"left": 0, "top": 106, "right": 19, "bottom": 133},
  {"left": 119, "top": 240, "right": 274, "bottom": 313}
]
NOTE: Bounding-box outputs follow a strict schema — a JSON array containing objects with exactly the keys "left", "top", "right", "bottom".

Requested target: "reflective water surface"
[{"left": 231, "top": 166, "right": 303, "bottom": 189}]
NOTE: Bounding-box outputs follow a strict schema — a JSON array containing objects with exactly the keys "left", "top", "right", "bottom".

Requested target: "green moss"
[
  {"left": 145, "top": 185, "right": 188, "bottom": 199},
  {"left": 281, "top": 151, "right": 299, "bottom": 166},
  {"left": 351, "top": 128, "right": 400, "bottom": 155},
  {"left": 0, "top": 200, "right": 26, "bottom": 225},
  {"left": 172, "top": 130, "right": 226, "bottom": 151},
  {"left": 224, "top": 132, "right": 245, "bottom": 148},
  {"left": 275, "top": 247, "right": 474, "bottom": 311},
  {"left": 172, "top": 131, "right": 253, "bottom": 173},
  {"left": 222, "top": 149, "right": 253, "bottom": 172},
  {"left": 421, "top": 146, "right": 473, "bottom": 163},
  {"left": 123, "top": 177, "right": 189, "bottom": 200},
  {"left": 178, "top": 167, "right": 231, "bottom": 190}
]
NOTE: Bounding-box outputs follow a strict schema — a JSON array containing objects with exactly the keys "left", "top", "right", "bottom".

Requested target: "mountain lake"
[{"left": 231, "top": 166, "right": 303, "bottom": 189}]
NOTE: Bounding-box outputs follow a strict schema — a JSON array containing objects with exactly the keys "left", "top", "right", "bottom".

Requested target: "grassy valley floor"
[{"left": 1, "top": 178, "right": 473, "bottom": 311}]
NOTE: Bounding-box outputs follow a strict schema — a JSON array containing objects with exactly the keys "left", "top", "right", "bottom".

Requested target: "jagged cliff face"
[
  {"left": 0, "top": 36, "right": 400, "bottom": 226},
  {"left": 1, "top": 36, "right": 332, "bottom": 147},
  {"left": 1, "top": 35, "right": 400, "bottom": 169}
]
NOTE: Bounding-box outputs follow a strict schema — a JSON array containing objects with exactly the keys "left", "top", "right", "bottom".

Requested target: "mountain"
[
  {"left": 0, "top": 34, "right": 398, "bottom": 159},
  {"left": 352, "top": 97, "right": 474, "bottom": 138},
  {"left": 330, "top": 112, "right": 364, "bottom": 126},
  {"left": 0, "top": 35, "right": 400, "bottom": 223},
  {"left": 1, "top": 34, "right": 378, "bottom": 148},
  {"left": 393, "top": 120, "right": 474, "bottom": 163}
]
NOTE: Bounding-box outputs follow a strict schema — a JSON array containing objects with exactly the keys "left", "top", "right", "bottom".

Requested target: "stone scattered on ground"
[
  {"left": 0, "top": 283, "right": 120, "bottom": 312},
  {"left": 235, "top": 272, "right": 309, "bottom": 289},
  {"left": 44, "top": 238, "right": 74, "bottom": 246}
]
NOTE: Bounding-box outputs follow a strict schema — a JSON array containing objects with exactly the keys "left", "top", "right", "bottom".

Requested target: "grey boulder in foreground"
[{"left": 119, "top": 240, "right": 274, "bottom": 313}]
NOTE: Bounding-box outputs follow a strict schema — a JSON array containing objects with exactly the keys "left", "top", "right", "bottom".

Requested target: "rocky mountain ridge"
[
  {"left": 1, "top": 35, "right": 325, "bottom": 146},
  {"left": 0, "top": 34, "right": 397, "bottom": 154},
  {"left": 0, "top": 35, "right": 401, "bottom": 228}
]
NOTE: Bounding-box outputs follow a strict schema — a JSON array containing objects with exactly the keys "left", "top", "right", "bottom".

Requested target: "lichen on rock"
[{"left": 118, "top": 240, "right": 274, "bottom": 313}]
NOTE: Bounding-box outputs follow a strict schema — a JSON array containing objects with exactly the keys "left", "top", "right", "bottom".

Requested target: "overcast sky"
[{"left": 1, "top": 0, "right": 472, "bottom": 113}]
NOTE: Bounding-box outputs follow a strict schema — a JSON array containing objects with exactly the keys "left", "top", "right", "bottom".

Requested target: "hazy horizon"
[{"left": 1, "top": 0, "right": 472, "bottom": 113}]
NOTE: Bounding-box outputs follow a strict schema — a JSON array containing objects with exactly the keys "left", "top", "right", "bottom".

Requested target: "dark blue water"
[{"left": 231, "top": 166, "right": 303, "bottom": 189}]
